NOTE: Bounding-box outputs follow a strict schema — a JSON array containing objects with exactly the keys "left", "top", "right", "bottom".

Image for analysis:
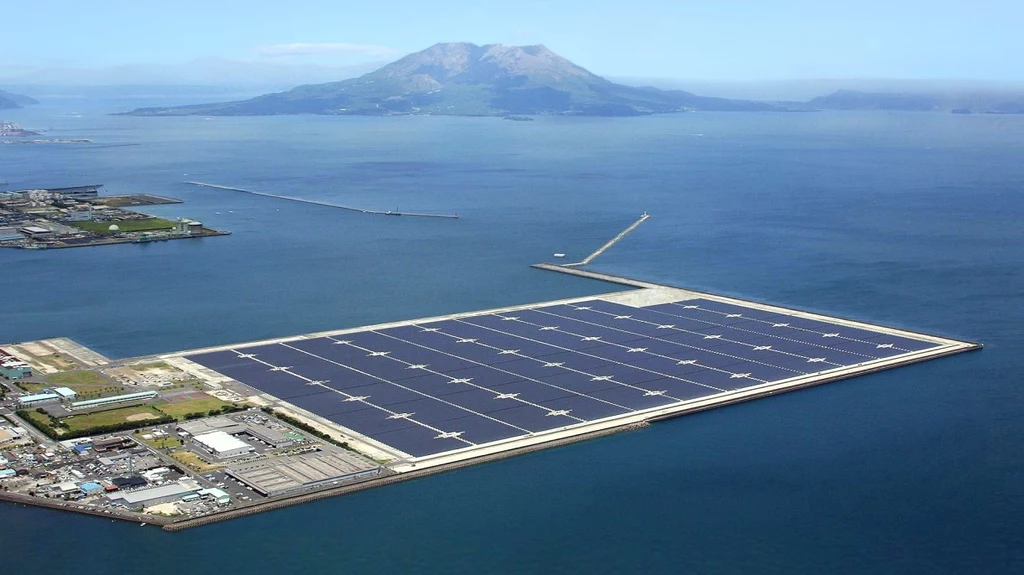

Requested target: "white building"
[
  {"left": 17, "top": 393, "right": 61, "bottom": 407},
  {"left": 107, "top": 479, "right": 202, "bottom": 509},
  {"left": 53, "top": 387, "right": 78, "bottom": 401},
  {"left": 69, "top": 390, "right": 156, "bottom": 411},
  {"left": 192, "top": 431, "right": 254, "bottom": 458}
]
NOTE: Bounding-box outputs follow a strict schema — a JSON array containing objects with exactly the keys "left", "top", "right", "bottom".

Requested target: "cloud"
[{"left": 255, "top": 43, "right": 400, "bottom": 59}]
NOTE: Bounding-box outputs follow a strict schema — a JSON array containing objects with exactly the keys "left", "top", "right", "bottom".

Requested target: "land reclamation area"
[{"left": 0, "top": 268, "right": 978, "bottom": 531}]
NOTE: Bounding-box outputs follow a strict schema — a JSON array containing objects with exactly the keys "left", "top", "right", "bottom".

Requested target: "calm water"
[{"left": 1, "top": 99, "right": 1021, "bottom": 573}]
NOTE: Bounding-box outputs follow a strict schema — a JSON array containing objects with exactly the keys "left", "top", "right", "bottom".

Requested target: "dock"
[{"left": 185, "top": 181, "right": 459, "bottom": 219}]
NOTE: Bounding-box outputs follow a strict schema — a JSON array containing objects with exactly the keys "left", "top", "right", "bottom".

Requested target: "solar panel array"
[{"left": 186, "top": 298, "right": 941, "bottom": 458}]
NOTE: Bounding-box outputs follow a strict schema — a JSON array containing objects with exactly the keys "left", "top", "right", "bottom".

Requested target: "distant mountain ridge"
[
  {"left": 0, "top": 89, "right": 39, "bottom": 109},
  {"left": 123, "top": 42, "right": 781, "bottom": 117},
  {"left": 809, "top": 89, "right": 1024, "bottom": 113}
]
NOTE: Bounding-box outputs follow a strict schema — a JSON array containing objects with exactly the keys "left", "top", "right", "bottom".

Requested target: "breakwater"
[{"left": 185, "top": 181, "right": 459, "bottom": 219}]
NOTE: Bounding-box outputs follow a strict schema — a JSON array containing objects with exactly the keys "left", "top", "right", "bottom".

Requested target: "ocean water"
[{"left": 1, "top": 99, "right": 1021, "bottom": 573}]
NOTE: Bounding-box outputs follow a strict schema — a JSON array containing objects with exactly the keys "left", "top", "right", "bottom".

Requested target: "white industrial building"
[
  {"left": 17, "top": 393, "right": 61, "bottom": 407},
  {"left": 53, "top": 387, "right": 77, "bottom": 400},
  {"left": 192, "top": 431, "right": 254, "bottom": 458},
  {"left": 69, "top": 390, "right": 157, "bottom": 411},
  {"left": 106, "top": 479, "right": 202, "bottom": 510}
]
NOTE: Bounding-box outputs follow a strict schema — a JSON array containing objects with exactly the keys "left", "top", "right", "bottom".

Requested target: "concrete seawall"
[
  {"left": 163, "top": 421, "right": 649, "bottom": 531},
  {"left": 0, "top": 491, "right": 172, "bottom": 527}
]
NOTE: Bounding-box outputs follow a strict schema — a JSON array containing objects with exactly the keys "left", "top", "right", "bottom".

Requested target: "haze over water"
[{"left": 2, "top": 99, "right": 1021, "bottom": 573}]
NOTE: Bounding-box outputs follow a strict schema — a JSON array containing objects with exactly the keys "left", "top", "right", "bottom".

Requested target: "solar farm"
[{"left": 178, "top": 283, "right": 977, "bottom": 467}]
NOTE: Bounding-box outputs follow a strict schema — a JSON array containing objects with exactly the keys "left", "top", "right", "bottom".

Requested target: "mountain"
[
  {"left": 809, "top": 89, "right": 1024, "bottom": 114},
  {"left": 0, "top": 89, "right": 38, "bottom": 109},
  {"left": 122, "top": 43, "right": 780, "bottom": 117}
]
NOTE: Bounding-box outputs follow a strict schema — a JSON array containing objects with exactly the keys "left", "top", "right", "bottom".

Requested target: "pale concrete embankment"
[
  {"left": 163, "top": 421, "right": 649, "bottom": 531},
  {"left": 0, "top": 491, "right": 172, "bottom": 527}
]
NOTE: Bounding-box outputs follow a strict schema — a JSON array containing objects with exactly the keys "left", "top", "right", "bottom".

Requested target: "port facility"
[{"left": 174, "top": 274, "right": 978, "bottom": 472}]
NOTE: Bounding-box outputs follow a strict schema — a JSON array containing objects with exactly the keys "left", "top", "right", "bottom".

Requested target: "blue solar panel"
[
  {"left": 184, "top": 293, "right": 946, "bottom": 458},
  {"left": 490, "top": 404, "right": 578, "bottom": 432},
  {"left": 490, "top": 380, "right": 579, "bottom": 403},
  {"left": 440, "top": 387, "right": 527, "bottom": 414},
  {"left": 438, "top": 415, "right": 525, "bottom": 444},
  {"left": 586, "top": 385, "right": 677, "bottom": 410},
  {"left": 534, "top": 370, "right": 624, "bottom": 396},
  {"left": 371, "top": 426, "right": 469, "bottom": 455},
  {"left": 287, "top": 392, "right": 379, "bottom": 416}
]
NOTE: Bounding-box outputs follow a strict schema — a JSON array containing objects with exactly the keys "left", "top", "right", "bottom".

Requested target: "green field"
[
  {"left": 16, "top": 381, "right": 49, "bottom": 393},
  {"left": 44, "top": 370, "right": 124, "bottom": 398},
  {"left": 170, "top": 450, "right": 222, "bottom": 472},
  {"left": 141, "top": 434, "right": 183, "bottom": 450},
  {"left": 155, "top": 396, "right": 235, "bottom": 420},
  {"left": 70, "top": 217, "right": 176, "bottom": 235},
  {"left": 62, "top": 405, "right": 165, "bottom": 432},
  {"left": 21, "top": 409, "right": 53, "bottom": 430}
]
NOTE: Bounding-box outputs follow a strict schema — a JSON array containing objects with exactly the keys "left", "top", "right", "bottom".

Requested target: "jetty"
[
  {"left": 563, "top": 212, "right": 649, "bottom": 266},
  {"left": 185, "top": 181, "right": 459, "bottom": 219}
]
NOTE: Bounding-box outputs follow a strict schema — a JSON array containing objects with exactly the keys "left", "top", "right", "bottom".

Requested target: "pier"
[
  {"left": 564, "top": 212, "right": 649, "bottom": 266},
  {"left": 185, "top": 181, "right": 459, "bottom": 219}
]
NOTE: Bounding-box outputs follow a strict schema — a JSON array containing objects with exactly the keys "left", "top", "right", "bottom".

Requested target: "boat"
[{"left": 553, "top": 253, "right": 566, "bottom": 258}]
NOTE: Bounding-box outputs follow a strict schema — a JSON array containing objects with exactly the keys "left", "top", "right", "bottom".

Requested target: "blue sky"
[{"left": 3, "top": 0, "right": 1020, "bottom": 80}]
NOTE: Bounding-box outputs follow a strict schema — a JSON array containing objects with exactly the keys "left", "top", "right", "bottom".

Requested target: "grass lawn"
[
  {"left": 141, "top": 435, "right": 183, "bottom": 450},
  {"left": 61, "top": 405, "right": 164, "bottom": 432},
  {"left": 70, "top": 217, "right": 176, "bottom": 235},
  {"left": 16, "top": 381, "right": 50, "bottom": 393},
  {"left": 45, "top": 370, "right": 124, "bottom": 398},
  {"left": 170, "top": 450, "right": 222, "bottom": 472},
  {"left": 155, "top": 396, "right": 235, "bottom": 420},
  {"left": 21, "top": 409, "right": 53, "bottom": 430}
]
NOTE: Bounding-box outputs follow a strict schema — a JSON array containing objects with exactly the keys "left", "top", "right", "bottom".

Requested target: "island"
[
  {"left": 121, "top": 42, "right": 784, "bottom": 117},
  {"left": 0, "top": 185, "right": 229, "bottom": 249}
]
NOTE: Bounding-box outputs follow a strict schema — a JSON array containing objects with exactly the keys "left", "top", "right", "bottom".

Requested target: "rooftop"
[
  {"left": 108, "top": 479, "right": 201, "bottom": 505},
  {"left": 193, "top": 430, "right": 252, "bottom": 454}
]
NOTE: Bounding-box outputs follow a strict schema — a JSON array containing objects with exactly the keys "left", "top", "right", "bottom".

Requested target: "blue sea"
[{"left": 2, "top": 96, "right": 1021, "bottom": 573}]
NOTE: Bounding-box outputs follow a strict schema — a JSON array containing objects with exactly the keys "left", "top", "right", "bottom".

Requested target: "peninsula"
[{"left": 0, "top": 185, "right": 229, "bottom": 249}]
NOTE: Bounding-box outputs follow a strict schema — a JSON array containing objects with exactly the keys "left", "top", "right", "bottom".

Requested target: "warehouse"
[
  {"left": 192, "top": 431, "right": 254, "bottom": 458},
  {"left": 198, "top": 487, "right": 231, "bottom": 505},
  {"left": 53, "top": 387, "right": 77, "bottom": 401},
  {"left": 178, "top": 415, "right": 295, "bottom": 449},
  {"left": 0, "top": 353, "right": 33, "bottom": 379},
  {"left": 106, "top": 479, "right": 201, "bottom": 510},
  {"left": 69, "top": 390, "right": 157, "bottom": 411},
  {"left": 17, "top": 393, "right": 60, "bottom": 408}
]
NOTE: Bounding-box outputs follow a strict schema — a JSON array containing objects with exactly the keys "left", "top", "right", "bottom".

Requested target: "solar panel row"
[{"left": 186, "top": 298, "right": 942, "bottom": 458}]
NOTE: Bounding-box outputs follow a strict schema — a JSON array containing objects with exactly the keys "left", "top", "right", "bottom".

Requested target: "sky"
[{"left": 2, "top": 0, "right": 1021, "bottom": 82}]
